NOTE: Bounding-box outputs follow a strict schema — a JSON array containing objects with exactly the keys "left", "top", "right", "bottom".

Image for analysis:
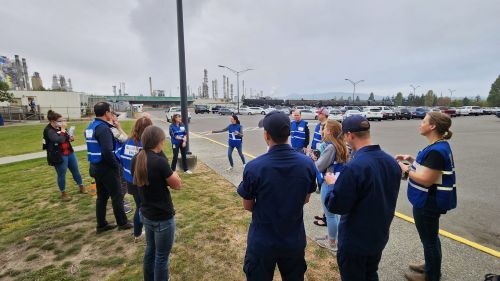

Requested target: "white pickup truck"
[{"left": 166, "top": 107, "right": 192, "bottom": 123}]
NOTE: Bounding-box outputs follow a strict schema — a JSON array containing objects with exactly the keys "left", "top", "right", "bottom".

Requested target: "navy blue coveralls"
[{"left": 237, "top": 144, "right": 317, "bottom": 281}]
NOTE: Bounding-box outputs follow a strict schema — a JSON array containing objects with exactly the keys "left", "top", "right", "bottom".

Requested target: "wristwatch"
[{"left": 403, "top": 166, "right": 411, "bottom": 179}]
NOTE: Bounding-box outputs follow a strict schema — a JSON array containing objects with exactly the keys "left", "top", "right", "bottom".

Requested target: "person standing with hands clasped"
[
  {"left": 169, "top": 114, "right": 192, "bottom": 174},
  {"left": 324, "top": 115, "right": 401, "bottom": 281},
  {"left": 290, "top": 110, "right": 310, "bottom": 154},
  {"left": 212, "top": 114, "right": 246, "bottom": 171},
  {"left": 132, "top": 126, "right": 181, "bottom": 281},
  {"left": 238, "top": 111, "right": 317, "bottom": 281},
  {"left": 396, "top": 112, "right": 456, "bottom": 281},
  {"left": 43, "top": 110, "right": 86, "bottom": 201}
]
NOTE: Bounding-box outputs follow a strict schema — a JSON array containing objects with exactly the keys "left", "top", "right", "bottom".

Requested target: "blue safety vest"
[
  {"left": 117, "top": 138, "right": 142, "bottom": 183},
  {"left": 85, "top": 119, "right": 112, "bottom": 164},
  {"left": 407, "top": 141, "right": 457, "bottom": 212},
  {"left": 228, "top": 124, "right": 243, "bottom": 147},
  {"left": 315, "top": 142, "right": 346, "bottom": 186},
  {"left": 170, "top": 123, "right": 186, "bottom": 146},
  {"left": 311, "top": 123, "right": 322, "bottom": 150},
  {"left": 290, "top": 120, "right": 308, "bottom": 149}
]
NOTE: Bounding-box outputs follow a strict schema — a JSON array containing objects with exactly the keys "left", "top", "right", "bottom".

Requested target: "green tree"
[
  {"left": 424, "top": 90, "right": 436, "bottom": 107},
  {"left": 462, "top": 97, "right": 471, "bottom": 106},
  {"left": 355, "top": 96, "right": 360, "bottom": 102},
  {"left": 487, "top": 75, "right": 500, "bottom": 106},
  {"left": 0, "top": 81, "right": 14, "bottom": 103},
  {"left": 368, "top": 92, "right": 375, "bottom": 101}
]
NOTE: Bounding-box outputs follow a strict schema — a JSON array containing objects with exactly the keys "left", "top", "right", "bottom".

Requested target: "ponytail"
[
  {"left": 443, "top": 130, "right": 453, "bottom": 140},
  {"left": 133, "top": 150, "right": 149, "bottom": 186},
  {"left": 47, "top": 110, "right": 62, "bottom": 121}
]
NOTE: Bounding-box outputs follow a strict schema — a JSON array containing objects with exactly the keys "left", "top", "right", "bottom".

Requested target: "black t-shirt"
[
  {"left": 131, "top": 150, "right": 175, "bottom": 221},
  {"left": 421, "top": 150, "right": 445, "bottom": 196}
]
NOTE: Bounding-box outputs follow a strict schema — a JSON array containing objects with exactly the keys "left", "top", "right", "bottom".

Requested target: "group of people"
[
  {"left": 236, "top": 108, "right": 456, "bottom": 281},
  {"left": 43, "top": 103, "right": 456, "bottom": 281}
]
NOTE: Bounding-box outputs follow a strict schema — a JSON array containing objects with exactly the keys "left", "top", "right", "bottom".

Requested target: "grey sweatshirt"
[{"left": 315, "top": 143, "right": 336, "bottom": 173}]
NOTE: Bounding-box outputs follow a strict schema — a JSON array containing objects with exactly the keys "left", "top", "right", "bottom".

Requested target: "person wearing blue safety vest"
[
  {"left": 290, "top": 110, "right": 310, "bottom": 154},
  {"left": 396, "top": 112, "right": 457, "bottom": 281},
  {"left": 311, "top": 120, "right": 349, "bottom": 253},
  {"left": 310, "top": 107, "right": 329, "bottom": 151},
  {"left": 169, "top": 114, "right": 192, "bottom": 174},
  {"left": 238, "top": 111, "right": 317, "bottom": 281},
  {"left": 324, "top": 115, "right": 401, "bottom": 281},
  {"left": 212, "top": 114, "right": 246, "bottom": 171},
  {"left": 86, "top": 102, "right": 132, "bottom": 234},
  {"left": 116, "top": 116, "right": 153, "bottom": 242}
]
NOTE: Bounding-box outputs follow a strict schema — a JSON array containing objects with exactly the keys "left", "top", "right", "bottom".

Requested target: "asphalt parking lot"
[{"left": 151, "top": 110, "right": 500, "bottom": 251}]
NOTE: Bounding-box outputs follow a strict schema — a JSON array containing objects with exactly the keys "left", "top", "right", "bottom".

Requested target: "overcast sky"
[{"left": 1, "top": 0, "right": 499, "bottom": 98}]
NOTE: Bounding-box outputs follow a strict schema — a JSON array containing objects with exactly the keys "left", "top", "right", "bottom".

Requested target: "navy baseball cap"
[
  {"left": 342, "top": 115, "right": 370, "bottom": 134},
  {"left": 258, "top": 110, "right": 290, "bottom": 138}
]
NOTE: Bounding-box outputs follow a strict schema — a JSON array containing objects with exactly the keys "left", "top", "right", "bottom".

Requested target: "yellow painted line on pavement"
[{"left": 191, "top": 130, "right": 500, "bottom": 259}]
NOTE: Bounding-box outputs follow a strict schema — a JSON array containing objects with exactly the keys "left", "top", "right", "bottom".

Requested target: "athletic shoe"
[
  {"left": 316, "top": 239, "right": 338, "bottom": 252},
  {"left": 185, "top": 170, "right": 193, "bottom": 174},
  {"left": 124, "top": 204, "right": 132, "bottom": 214},
  {"left": 226, "top": 167, "right": 233, "bottom": 171}
]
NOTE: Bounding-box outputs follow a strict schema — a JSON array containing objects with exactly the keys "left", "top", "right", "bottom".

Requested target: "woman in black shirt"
[{"left": 132, "top": 125, "right": 181, "bottom": 281}]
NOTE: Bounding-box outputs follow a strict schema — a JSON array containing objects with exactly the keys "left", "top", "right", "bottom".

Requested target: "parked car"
[
  {"left": 246, "top": 107, "right": 266, "bottom": 115},
  {"left": 436, "top": 107, "right": 457, "bottom": 117},
  {"left": 340, "top": 106, "right": 362, "bottom": 113},
  {"left": 166, "top": 107, "right": 191, "bottom": 123},
  {"left": 299, "top": 109, "right": 317, "bottom": 120},
  {"left": 218, "top": 107, "right": 234, "bottom": 115},
  {"left": 380, "top": 106, "right": 396, "bottom": 120},
  {"left": 328, "top": 109, "right": 343, "bottom": 123},
  {"left": 456, "top": 107, "right": 470, "bottom": 116},
  {"left": 411, "top": 107, "right": 429, "bottom": 119},
  {"left": 363, "top": 108, "right": 383, "bottom": 121},
  {"left": 275, "top": 106, "right": 291, "bottom": 114},
  {"left": 211, "top": 105, "right": 222, "bottom": 114},
  {"left": 463, "top": 106, "right": 483, "bottom": 116},
  {"left": 344, "top": 110, "right": 364, "bottom": 119},
  {"left": 239, "top": 107, "right": 261, "bottom": 115},
  {"left": 482, "top": 107, "right": 494, "bottom": 115},
  {"left": 263, "top": 107, "right": 276, "bottom": 114},
  {"left": 194, "top": 105, "right": 210, "bottom": 114},
  {"left": 496, "top": 111, "right": 500, "bottom": 118},
  {"left": 394, "top": 108, "right": 412, "bottom": 120}
]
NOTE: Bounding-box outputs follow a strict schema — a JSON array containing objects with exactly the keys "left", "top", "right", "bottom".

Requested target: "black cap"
[
  {"left": 258, "top": 110, "right": 290, "bottom": 138},
  {"left": 342, "top": 115, "right": 370, "bottom": 134}
]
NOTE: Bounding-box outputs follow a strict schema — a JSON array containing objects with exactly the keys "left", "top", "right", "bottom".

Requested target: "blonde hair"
[
  {"left": 427, "top": 112, "right": 453, "bottom": 140},
  {"left": 322, "top": 120, "right": 349, "bottom": 163}
]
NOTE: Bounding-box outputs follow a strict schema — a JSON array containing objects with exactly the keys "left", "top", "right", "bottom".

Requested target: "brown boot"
[
  {"left": 61, "top": 192, "right": 71, "bottom": 201},
  {"left": 79, "top": 185, "right": 87, "bottom": 194},
  {"left": 404, "top": 271, "right": 426, "bottom": 281},
  {"left": 408, "top": 262, "right": 425, "bottom": 273}
]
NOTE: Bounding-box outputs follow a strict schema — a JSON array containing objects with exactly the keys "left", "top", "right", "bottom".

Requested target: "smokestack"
[
  {"left": 22, "top": 58, "right": 31, "bottom": 90},
  {"left": 52, "top": 74, "right": 60, "bottom": 90},
  {"left": 149, "top": 77, "right": 153, "bottom": 96},
  {"left": 112, "top": 85, "right": 117, "bottom": 96},
  {"left": 67, "top": 78, "right": 72, "bottom": 91}
]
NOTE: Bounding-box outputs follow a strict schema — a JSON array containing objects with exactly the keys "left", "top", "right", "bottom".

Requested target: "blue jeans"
[
  {"left": 320, "top": 182, "right": 339, "bottom": 241},
  {"left": 132, "top": 194, "right": 143, "bottom": 237},
  {"left": 141, "top": 215, "right": 175, "bottom": 281},
  {"left": 54, "top": 152, "right": 83, "bottom": 192},
  {"left": 413, "top": 196, "right": 442, "bottom": 281},
  {"left": 228, "top": 145, "right": 245, "bottom": 167}
]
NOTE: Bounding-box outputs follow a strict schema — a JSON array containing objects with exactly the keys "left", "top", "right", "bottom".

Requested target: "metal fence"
[{"left": 0, "top": 105, "right": 91, "bottom": 122}]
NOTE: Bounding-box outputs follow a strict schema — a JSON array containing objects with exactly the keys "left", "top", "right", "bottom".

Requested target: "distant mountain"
[{"left": 276, "top": 92, "right": 384, "bottom": 100}]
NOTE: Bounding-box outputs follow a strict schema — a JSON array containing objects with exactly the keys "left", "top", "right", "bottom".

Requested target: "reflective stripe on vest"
[
  {"left": 228, "top": 124, "right": 242, "bottom": 147},
  {"left": 407, "top": 141, "right": 457, "bottom": 211},
  {"left": 311, "top": 123, "right": 322, "bottom": 150},
  {"left": 291, "top": 120, "right": 307, "bottom": 149},
  {"left": 118, "top": 139, "right": 142, "bottom": 183},
  {"left": 85, "top": 119, "right": 109, "bottom": 164}
]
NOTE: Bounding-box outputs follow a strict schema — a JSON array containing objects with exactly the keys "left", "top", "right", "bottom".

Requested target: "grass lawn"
[
  {"left": 0, "top": 120, "right": 135, "bottom": 158},
  {"left": 0, "top": 150, "right": 339, "bottom": 280}
]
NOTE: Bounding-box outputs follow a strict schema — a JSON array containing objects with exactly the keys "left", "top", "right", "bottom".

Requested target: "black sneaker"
[
  {"left": 96, "top": 224, "right": 117, "bottom": 234},
  {"left": 118, "top": 222, "right": 133, "bottom": 231}
]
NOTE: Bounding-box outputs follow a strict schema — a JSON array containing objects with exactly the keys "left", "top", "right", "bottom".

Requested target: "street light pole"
[
  {"left": 176, "top": 0, "right": 190, "bottom": 152},
  {"left": 410, "top": 84, "right": 420, "bottom": 96},
  {"left": 345, "top": 78, "right": 364, "bottom": 105},
  {"left": 218, "top": 65, "right": 253, "bottom": 114},
  {"left": 448, "top": 89, "right": 456, "bottom": 106}
]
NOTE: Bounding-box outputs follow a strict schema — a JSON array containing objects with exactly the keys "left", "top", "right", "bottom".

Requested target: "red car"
[{"left": 438, "top": 107, "right": 457, "bottom": 117}]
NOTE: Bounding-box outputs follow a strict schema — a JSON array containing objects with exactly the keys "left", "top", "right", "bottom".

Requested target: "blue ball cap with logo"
[
  {"left": 342, "top": 115, "right": 370, "bottom": 134},
  {"left": 258, "top": 110, "right": 291, "bottom": 138}
]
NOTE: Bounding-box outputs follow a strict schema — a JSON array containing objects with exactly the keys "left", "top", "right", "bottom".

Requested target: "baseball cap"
[
  {"left": 316, "top": 107, "right": 329, "bottom": 116},
  {"left": 342, "top": 115, "right": 370, "bottom": 134},
  {"left": 258, "top": 110, "right": 290, "bottom": 138}
]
